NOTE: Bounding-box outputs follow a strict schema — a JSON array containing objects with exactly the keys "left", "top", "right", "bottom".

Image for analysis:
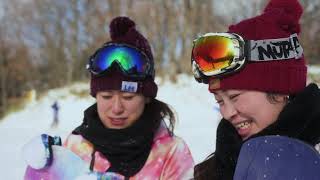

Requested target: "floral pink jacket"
[{"left": 63, "top": 124, "right": 194, "bottom": 180}]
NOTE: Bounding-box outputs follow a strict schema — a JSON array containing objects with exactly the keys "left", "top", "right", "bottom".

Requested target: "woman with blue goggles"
[{"left": 24, "top": 16, "right": 194, "bottom": 180}]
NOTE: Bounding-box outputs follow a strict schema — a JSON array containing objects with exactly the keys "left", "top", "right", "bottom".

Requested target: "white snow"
[
  {"left": 308, "top": 65, "right": 320, "bottom": 74},
  {"left": 0, "top": 74, "right": 220, "bottom": 180}
]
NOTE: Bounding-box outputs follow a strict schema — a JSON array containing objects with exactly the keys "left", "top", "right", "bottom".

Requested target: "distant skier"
[{"left": 51, "top": 101, "right": 59, "bottom": 128}]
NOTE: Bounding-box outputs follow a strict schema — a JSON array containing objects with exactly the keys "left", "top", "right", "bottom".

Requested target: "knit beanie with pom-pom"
[
  {"left": 89, "top": 16, "right": 158, "bottom": 98},
  {"left": 209, "top": 0, "right": 307, "bottom": 95}
]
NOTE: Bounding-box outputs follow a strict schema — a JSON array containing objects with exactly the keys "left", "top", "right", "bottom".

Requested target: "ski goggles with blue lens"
[
  {"left": 191, "top": 33, "right": 303, "bottom": 84},
  {"left": 87, "top": 43, "right": 154, "bottom": 79}
]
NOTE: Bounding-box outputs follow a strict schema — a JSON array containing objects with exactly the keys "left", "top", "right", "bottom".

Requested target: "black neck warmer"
[{"left": 73, "top": 104, "right": 155, "bottom": 177}]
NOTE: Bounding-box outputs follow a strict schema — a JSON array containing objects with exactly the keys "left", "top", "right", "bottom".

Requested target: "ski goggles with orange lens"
[
  {"left": 87, "top": 43, "right": 154, "bottom": 79},
  {"left": 191, "top": 33, "right": 303, "bottom": 83}
]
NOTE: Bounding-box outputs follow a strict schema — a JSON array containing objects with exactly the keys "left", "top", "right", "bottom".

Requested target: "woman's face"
[
  {"left": 96, "top": 90, "right": 149, "bottom": 129},
  {"left": 213, "top": 90, "right": 287, "bottom": 140}
]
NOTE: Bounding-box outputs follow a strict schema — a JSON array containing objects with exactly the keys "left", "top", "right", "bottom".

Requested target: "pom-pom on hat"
[
  {"left": 90, "top": 16, "right": 158, "bottom": 98},
  {"left": 209, "top": 0, "right": 307, "bottom": 95}
]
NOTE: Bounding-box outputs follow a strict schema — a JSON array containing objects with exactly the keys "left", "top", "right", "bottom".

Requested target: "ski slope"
[{"left": 0, "top": 74, "right": 220, "bottom": 180}]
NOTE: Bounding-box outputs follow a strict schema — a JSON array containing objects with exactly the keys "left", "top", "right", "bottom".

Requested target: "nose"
[
  {"left": 111, "top": 95, "right": 124, "bottom": 114},
  {"left": 221, "top": 101, "right": 237, "bottom": 121}
]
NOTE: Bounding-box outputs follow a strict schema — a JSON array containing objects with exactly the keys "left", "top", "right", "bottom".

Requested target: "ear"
[{"left": 275, "top": 94, "right": 289, "bottom": 103}]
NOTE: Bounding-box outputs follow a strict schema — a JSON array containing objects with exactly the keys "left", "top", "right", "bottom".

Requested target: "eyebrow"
[{"left": 212, "top": 90, "right": 226, "bottom": 95}]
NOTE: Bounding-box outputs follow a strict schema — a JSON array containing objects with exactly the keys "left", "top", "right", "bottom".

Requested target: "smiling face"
[
  {"left": 96, "top": 90, "right": 149, "bottom": 129},
  {"left": 213, "top": 90, "right": 287, "bottom": 140}
]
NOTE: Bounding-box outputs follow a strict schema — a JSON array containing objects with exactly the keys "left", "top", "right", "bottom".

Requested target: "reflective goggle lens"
[
  {"left": 89, "top": 44, "right": 151, "bottom": 78},
  {"left": 192, "top": 36, "right": 236, "bottom": 75}
]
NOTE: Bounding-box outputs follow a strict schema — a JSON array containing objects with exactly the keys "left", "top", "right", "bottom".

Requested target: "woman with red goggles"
[
  {"left": 24, "top": 16, "right": 194, "bottom": 180},
  {"left": 192, "top": 0, "right": 320, "bottom": 179}
]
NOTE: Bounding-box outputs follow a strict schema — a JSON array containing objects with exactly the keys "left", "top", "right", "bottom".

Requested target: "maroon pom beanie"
[
  {"left": 209, "top": 0, "right": 307, "bottom": 95},
  {"left": 90, "top": 16, "right": 158, "bottom": 98}
]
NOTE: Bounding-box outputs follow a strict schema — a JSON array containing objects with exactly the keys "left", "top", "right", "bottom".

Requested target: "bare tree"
[
  {"left": 0, "top": 23, "right": 9, "bottom": 117},
  {"left": 300, "top": 0, "right": 320, "bottom": 64},
  {"left": 0, "top": 0, "right": 319, "bottom": 117}
]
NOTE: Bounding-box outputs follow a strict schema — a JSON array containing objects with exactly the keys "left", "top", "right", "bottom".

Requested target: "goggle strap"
[
  {"left": 248, "top": 34, "right": 303, "bottom": 62},
  {"left": 244, "top": 40, "right": 251, "bottom": 61}
]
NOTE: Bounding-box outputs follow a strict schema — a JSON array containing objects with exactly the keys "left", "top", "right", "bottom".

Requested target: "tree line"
[{"left": 0, "top": 0, "right": 319, "bottom": 118}]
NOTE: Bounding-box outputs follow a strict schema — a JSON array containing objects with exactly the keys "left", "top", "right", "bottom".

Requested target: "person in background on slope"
[
  {"left": 190, "top": 0, "right": 320, "bottom": 179},
  {"left": 51, "top": 101, "right": 60, "bottom": 128},
  {"left": 62, "top": 16, "right": 194, "bottom": 179}
]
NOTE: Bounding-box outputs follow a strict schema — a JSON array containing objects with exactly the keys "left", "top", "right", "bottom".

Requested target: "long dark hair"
[
  {"left": 144, "top": 98, "right": 176, "bottom": 136},
  {"left": 194, "top": 154, "right": 220, "bottom": 180}
]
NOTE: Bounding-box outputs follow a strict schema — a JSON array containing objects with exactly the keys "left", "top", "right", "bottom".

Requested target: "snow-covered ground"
[
  {"left": 0, "top": 74, "right": 220, "bottom": 180},
  {"left": 308, "top": 65, "right": 320, "bottom": 74}
]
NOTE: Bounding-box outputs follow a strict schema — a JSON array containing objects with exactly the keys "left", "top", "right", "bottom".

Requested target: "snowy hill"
[{"left": 0, "top": 74, "right": 220, "bottom": 180}]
